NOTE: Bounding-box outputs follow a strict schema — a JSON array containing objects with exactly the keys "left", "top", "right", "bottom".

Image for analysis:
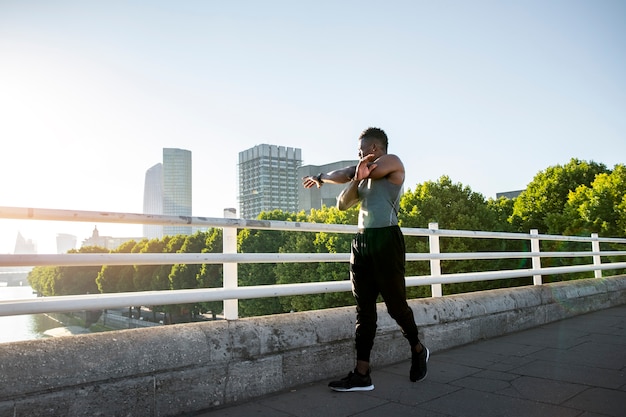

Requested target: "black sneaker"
[
  {"left": 328, "top": 370, "right": 374, "bottom": 392},
  {"left": 410, "top": 345, "right": 429, "bottom": 382}
]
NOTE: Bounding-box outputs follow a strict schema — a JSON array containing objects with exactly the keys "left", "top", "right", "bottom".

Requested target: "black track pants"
[{"left": 351, "top": 225, "right": 420, "bottom": 362}]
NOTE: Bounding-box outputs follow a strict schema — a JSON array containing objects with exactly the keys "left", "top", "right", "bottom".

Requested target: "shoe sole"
[{"left": 330, "top": 384, "right": 374, "bottom": 392}]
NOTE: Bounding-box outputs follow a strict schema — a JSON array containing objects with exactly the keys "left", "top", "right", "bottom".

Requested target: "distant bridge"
[{"left": 0, "top": 267, "right": 31, "bottom": 286}]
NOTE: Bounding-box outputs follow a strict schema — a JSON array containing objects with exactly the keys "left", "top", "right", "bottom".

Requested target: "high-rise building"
[
  {"left": 162, "top": 148, "right": 192, "bottom": 236},
  {"left": 142, "top": 148, "right": 192, "bottom": 238},
  {"left": 238, "top": 144, "right": 302, "bottom": 219},
  {"left": 14, "top": 232, "right": 36, "bottom": 254},
  {"left": 143, "top": 163, "right": 164, "bottom": 239},
  {"left": 56, "top": 233, "right": 77, "bottom": 254},
  {"left": 297, "top": 160, "right": 359, "bottom": 212}
]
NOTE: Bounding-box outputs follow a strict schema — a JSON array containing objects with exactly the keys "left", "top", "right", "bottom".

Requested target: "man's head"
[{"left": 358, "top": 127, "right": 388, "bottom": 158}]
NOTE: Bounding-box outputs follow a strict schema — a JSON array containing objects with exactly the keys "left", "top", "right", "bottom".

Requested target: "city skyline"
[
  {"left": 1, "top": 1, "right": 625, "bottom": 253},
  {"left": 4, "top": 145, "right": 351, "bottom": 253}
]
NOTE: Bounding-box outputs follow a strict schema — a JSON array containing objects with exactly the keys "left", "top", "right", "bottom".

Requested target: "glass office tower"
[
  {"left": 163, "top": 148, "right": 192, "bottom": 236},
  {"left": 143, "top": 148, "right": 192, "bottom": 238}
]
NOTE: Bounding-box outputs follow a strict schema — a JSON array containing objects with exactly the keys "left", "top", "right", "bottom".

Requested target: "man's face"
[{"left": 358, "top": 139, "right": 375, "bottom": 159}]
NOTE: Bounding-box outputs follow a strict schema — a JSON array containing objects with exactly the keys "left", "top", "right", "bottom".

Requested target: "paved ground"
[{"left": 190, "top": 305, "right": 626, "bottom": 417}]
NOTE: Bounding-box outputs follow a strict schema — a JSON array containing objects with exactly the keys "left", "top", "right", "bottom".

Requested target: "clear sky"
[{"left": 1, "top": 0, "right": 624, "bottom": 254}]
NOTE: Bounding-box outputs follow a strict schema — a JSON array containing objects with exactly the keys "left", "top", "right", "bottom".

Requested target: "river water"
[{"left": 0, "top": 285, "right": 62, "bottom": 343}]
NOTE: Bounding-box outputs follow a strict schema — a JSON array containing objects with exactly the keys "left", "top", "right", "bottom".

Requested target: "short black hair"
[{"left": 359, "top": 127, "right": 388, "bottom": 151}]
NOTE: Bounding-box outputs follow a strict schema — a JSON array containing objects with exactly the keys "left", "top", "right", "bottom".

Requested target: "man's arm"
[
  {"left": 336, "top": 154, "right": 375, "bottom": 210},
  {"left": 336, "top": 152, "right": 404, "bottom": 211},
  {"left": 362, "top": 154, "right": 404, "bottom": 185},
  {"left": 302, "top": 165, "right": 357, "bottom": 189},
  {"left": 337, "top": 179, "right": 360, "bottom": 210}
]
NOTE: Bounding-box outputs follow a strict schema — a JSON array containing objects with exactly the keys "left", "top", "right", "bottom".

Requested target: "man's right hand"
[
  {"left": 354, "top": 154, "right": 378, "bottom": 181},
  {"left": 302, "top": 175, "right": 322, "bottom": 189}
]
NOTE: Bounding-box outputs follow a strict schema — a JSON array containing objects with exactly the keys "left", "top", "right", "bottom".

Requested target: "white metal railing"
[{"left": 1, "top": 205, "right": 626, "bottom": 320}]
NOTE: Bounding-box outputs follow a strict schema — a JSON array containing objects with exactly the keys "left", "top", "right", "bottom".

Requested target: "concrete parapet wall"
[{"left": 1, "top": 276, "right": 625, "bottom": 417}]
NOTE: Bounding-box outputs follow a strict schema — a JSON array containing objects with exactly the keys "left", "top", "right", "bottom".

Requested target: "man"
[{"left": 302, "top": 127, "right": 428, "bottom": 392}]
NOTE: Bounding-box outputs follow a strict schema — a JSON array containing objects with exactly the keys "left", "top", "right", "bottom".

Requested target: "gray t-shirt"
[{"left": 357, "top": 177, "right": 403, "bottom": 229}]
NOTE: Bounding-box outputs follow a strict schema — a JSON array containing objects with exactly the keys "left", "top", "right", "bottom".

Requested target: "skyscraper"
[
  {"left": 143, "top": 163, "right": 164, "bottom": 239},
  {"left": 163, "top": 148, "right": 192, "bottom": 236},
  {"left": 238, "top": 144, "right": 302, "bottom": 219},
  {"left": 142, "top": 148, "right": 192, "bottom": 238},
  {"left": 56, "top": 233, "right": 77, "bottom": 254},
  {"left": 13, "top": 232, "right": 36, "bottom": 254}
]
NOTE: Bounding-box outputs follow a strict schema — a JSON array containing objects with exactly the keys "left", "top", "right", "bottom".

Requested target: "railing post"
[
  {"left": 530, "top": 229, "right": 542, "bottom": 285},
  {"left": 591, "top": 233, "right": 602, "bottom": 278},
  {"left": 223, "top": 208, "right": 238, "bottom": 320},
  {"left": 428, "top": 222, "right": 443, "bottom": 297}
]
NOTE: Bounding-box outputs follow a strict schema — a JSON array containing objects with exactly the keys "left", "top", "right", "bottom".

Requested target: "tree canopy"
[
  {"left": 510, "top": 158, "right": 609, "bottom": 234},
  {"left": 563, "top": 164, "right": 626, "bottom": 237}
]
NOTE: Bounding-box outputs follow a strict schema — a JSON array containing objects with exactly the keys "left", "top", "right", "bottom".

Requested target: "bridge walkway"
[{"left": 190, "top": 305, "right": 626, "bottom": 417}]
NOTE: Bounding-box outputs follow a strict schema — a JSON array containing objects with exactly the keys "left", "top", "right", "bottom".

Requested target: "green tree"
[
  {"left": 553, "top": 164, "right": 626, "bottom": 278},
  {"left": 197, "top": 227, "right": 224, "bottom": 318},
  {"left": 155, "top": 235, "right": 187, "bottom": 323},
  {"left": 170, "top": 231, "right": 208, "bottom": 290},
  {"left": 276, "top": 206, "right": 357, "bottom": 312},
  {"left": 50, "top": 246, "right": 109, "bottom": 296},
  {"left": 96, "top": 241, "right": 139, "bottom": 293},
  {"left": 133, "top": 238, "right": 165, "bottom": 291},
  {"left": 169, "top": 231, "right": 211, "bottom": 321},
  {"left": 27, "top": 266, "right": 59, "bottom": 296},
  {"left": 151, "top": 235, "right": 184, "bottom": 292},
  {"left": 237, "top": 210, "right": 297, "bottom": 317},
  {"left": 486, "top": 196, "right": 517, "bottom": 233},
  {"left": 399, "top": 176, "right": 528, "bottom": 295},
  {"left": 400, "top": 176, "right": 497, "bottom": 230},
  {"left": 510, "top": 158, "right": 608, "bottom": 234},
  {"left": 136, "top": 235, "right": 185, "bottom": 323},
  {"left": 564, "top": 164, "right": 626, "bottom": 237}
]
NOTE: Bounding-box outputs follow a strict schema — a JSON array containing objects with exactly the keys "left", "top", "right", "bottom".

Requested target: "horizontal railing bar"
[
  {"left": 2, "top": 251, "right": 625, "bottom": 267},
  {"left": 0, "top": 206, "right": 356, "bottom": 233},
  {"left": 0, "top": 253, "right": 349, "bottom": 267},
  {"left": 0, "top": 281, "right": 353, "bottom": 316},
  {"left": 408, "top": 261, "right": 626, "bottom": 284},
  {"left": 3, "top": 262, "right": 625, "bottom": 317},
  {"left": 3, "top": 205, "right": 626, "bottom": 244},
  {"left": 408, "top": 251, "right": 626, "bottom": 261},
  {"left": 401, "top": 227, "right": 626, "bottom": 243}
]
